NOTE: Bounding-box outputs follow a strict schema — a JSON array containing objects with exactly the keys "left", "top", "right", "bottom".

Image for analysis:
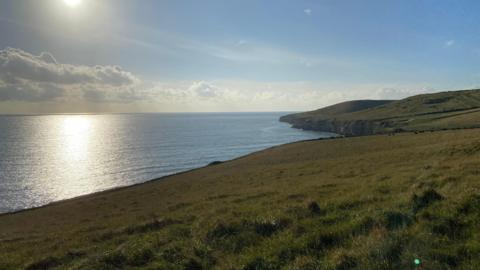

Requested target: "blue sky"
[{"left": 1, "top": 0, "right": 480, "bottom": 113}]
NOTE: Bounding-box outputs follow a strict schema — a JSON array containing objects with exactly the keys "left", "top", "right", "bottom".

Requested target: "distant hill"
[
  {"left": 302, "top": 100, "right": 395, "bottom": 116},
  {"left": 280, "top": 89, "right": 480, "bottom": 136}
]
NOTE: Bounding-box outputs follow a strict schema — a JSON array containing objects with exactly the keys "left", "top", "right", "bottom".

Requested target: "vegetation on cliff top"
[
  {"left": 2, "top": 129, "right": 480, "bottom": 269},
  {"left": 280, "top": 89, "right": 480, "bottom": 135}
]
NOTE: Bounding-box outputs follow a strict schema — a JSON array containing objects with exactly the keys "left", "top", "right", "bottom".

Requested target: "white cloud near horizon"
[
  {"left": 0, "top": 47, "right": 141, "bottom": 103},
  {"left": 0, "top": 47, "right": 451, "bottom": 114}
]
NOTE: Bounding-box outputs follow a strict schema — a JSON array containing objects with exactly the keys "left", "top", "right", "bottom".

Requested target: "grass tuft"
[
  {"left": 307, "top": 201, "right": 321, "bottom": 215},
  {"left": 412, "top": 188, "right": 444, "bottom": 213},
  {"left": 383, "top": 211, "right": 412, "bottom": 230}
]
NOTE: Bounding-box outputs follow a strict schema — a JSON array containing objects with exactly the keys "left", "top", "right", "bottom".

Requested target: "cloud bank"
[
  {"left": 0, "top": 47, "right": 442, "bottom": 113},
  {"left": 0, "top": 47, "right": 140, "bottom": 103}
]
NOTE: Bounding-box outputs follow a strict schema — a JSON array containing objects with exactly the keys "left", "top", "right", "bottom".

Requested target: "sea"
[{"left": 0, "top": 112, "right": 335, "bottom": 214}]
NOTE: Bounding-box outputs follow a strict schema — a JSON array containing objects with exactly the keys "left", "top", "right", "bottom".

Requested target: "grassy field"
[{"left": 2, "top": 129, "right": 480, "bottom": 269}]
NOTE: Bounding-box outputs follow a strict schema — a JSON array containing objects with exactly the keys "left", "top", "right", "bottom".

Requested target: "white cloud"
[
  {"left": 0, "top": 47, "right": 141, "bottom": 102},
  {"left": 304, "top": 8, "right": 312, "bottom": 15},
  {"left": 188, "top": 81, "right": 222, "bottom": 98},
  {"left": 444, "top": 40, "right": 455, "bottom": 48},
  {"left": 0, "top": 48, "right": 448, "bottom": 113},
  {"left": 0, "top": 81, "right": 64, "bottom": 102},
  {"left": 0, "top": 48, "right": 138, "bottom": 86},
  {"left": 148, "top": 81, "right": 440, "bottom": 112}
]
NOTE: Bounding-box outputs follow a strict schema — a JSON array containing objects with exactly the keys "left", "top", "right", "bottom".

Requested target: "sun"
[{"left": 63, "top": 0, "right": 82, "bottom": 7}]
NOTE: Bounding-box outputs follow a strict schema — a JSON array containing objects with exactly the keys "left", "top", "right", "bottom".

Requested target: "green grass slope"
[
  {"left": 301, "top": 100, "right": 395, "bottom": 117},
  {"left": 2, "top": 129, "right": 480, "bottom": 269},
  {"left": 281, "top": 89, "right": 480, "bottom": 135}
]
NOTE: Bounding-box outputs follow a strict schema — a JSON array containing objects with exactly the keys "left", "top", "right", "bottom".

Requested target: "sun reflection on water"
[
  {"left": 60, "top": 116, "right": 91, "bottom": 161},
  {"left": 51, "top": 115, "right": 98, "bottom": 200}
]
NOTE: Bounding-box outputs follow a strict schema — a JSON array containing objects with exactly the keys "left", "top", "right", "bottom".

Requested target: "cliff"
[
  {"left": 280, "top": 89, "right": 480, "bottom": 136},
  {"left": 280, "top": 100, "right": 394, "bottom": 136},
  {"left": 280, "top": 117, "right": 390, "bottom": 136}
]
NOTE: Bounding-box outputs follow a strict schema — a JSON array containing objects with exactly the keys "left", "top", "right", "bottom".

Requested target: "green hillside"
[
  {"left": 302, "top": 100, "right": 394, "bottom": 117},
  {"left": 2, "top": 129, "right": 480, "bottom": 269},
  {"left": 280, "top": 89, "right": 480, "bottom": 135}
]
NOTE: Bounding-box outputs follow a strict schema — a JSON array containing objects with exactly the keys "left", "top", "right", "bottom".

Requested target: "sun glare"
[
  {"left": 60, "top": 116, "right": 91, "bottom": 161},
  {"left": 63, "top": 0, "right": 81, "bottom": 7}
]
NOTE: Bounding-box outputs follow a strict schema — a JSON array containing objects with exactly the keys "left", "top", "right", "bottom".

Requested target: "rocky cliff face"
[
  {"left": 279, "top": 115, "right": 392, "bottom": 136},
  {"left": 280, "top": 90, "right": 480, "bottom": 136}
]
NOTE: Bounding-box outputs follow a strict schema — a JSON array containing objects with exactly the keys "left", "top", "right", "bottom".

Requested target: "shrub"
[
  {"left": 307, "top": 201, "right": 321, "bottom": 215},
  {"left": 412, "top": 189, "right": 444, "bottom": 213}
]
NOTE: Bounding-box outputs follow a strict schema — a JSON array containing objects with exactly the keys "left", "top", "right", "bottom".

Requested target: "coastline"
[
  {"left": 0, "top": 135, "right": 337, "bottom": 217},
  {"left": 0, "top": 112, "right": 327, "bottom": 216}
]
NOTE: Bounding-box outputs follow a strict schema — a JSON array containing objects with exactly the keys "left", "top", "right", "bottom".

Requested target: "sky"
[{"left": 1, "top": 0, "right": 480, "bottom": 113}]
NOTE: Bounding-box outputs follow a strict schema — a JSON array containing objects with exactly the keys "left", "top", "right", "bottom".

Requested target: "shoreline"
[
  {"left": 3, "top": 125, "right": 473, "bottom": 217},
  {"left": 2, "top": 125, "right": 475, "bottom": 217},
  {"left": 0, "top": 134, "right": 339, "bottom": 217}
]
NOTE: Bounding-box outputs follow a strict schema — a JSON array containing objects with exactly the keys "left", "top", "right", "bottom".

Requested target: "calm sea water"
[{"left": 0, "top": 113, "right": 334, "bottom": 213}]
